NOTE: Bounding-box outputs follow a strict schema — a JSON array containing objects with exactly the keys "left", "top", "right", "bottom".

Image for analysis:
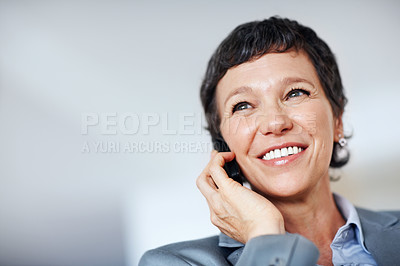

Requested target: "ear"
[{"left": 333, "top": 114, "right": 344, "bottom": 142}]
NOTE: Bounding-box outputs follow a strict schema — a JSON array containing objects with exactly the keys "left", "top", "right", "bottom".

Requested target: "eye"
[
  {"left": 286, "top": 88, "right": 310, "bottom": 100},
  {"left": 232, "top": 102, "right": 252, "bottom": 113}
]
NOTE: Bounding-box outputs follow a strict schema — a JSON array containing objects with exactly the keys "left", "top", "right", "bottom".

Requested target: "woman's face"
[{"left": 216, "top": 50, "right": 342, "bottom": 199}]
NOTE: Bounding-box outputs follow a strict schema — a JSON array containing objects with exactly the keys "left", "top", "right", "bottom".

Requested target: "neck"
[
  {"left": 277, "top": 192, "right": 343, "bottom": 240},
  {"left": 270, "top": 178, "right": 345, "bottom": 265}
]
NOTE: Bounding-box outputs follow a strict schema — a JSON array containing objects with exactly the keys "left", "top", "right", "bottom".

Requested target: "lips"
[{"left": 258, "top": 143, "right": 308, "bottom": 161}]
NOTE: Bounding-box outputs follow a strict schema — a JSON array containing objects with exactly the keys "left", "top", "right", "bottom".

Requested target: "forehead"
[{"left": 216, "top": 50, "right": 320, "bottom": 95}]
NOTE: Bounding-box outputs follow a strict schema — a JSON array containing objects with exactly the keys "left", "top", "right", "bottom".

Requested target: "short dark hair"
[{"left": 200, "top": 16, "right": 349, "bottom": 167}]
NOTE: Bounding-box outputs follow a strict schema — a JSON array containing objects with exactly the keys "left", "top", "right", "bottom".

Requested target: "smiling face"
[{"left": 216, "top": 50, "right": 342, "bottom": 199}]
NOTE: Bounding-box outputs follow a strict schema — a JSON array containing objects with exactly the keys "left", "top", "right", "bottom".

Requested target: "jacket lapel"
[{"left": 357, "top": 207, "right": 400, "bottom": 265}]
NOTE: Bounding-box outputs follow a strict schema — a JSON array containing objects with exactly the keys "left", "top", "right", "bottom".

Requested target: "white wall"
[{"left": 0, "top": 1, "right": 399, "bottom": 265}]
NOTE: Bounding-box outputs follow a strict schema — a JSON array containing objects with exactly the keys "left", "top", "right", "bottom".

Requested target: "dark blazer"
[{"left": 139, "top": 208, "right": 400, "bottom": 266}]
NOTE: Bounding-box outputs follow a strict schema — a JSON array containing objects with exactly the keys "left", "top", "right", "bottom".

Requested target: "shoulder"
[
  {"left": 356, "top": 207, "right": 400, "bottom": 228},
  {"left": 356, "top": 207, "right": 400, "bottom": 265},
  {"left": 139, "top": 236, "right": 231, "bottom": 266}
]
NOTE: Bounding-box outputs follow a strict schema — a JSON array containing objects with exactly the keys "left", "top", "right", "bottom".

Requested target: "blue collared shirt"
[{"left": 331, "top": 193, "right": 377, "bottom": 266}]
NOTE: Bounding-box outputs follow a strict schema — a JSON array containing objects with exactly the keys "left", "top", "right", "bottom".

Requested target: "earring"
[{"left": 338, "top": 134, "right": 347, "bottom": 147}]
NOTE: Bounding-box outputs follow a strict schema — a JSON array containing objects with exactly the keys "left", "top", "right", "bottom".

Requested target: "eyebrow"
[
  {"left": 280, "top": 77, "right": 315, "bottom": 88},
  {"left": 224, "top": 86, "right": 253, "bottom": 106},
  {"left": 223, "top": 77, "right": 315, "bottom": 106}
]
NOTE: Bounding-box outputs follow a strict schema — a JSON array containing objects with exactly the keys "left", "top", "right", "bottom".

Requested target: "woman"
[{"left": 139, "top": 17, "right": 400, "bottom": 266}]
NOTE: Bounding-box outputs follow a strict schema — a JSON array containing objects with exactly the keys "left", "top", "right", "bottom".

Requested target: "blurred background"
[{"left": 0, "top": 0, "right": 399, "bottom": 265}]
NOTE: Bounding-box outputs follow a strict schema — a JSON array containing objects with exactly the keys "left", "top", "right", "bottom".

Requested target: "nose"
[{"left": 257, "top": 109, "right": 293, "bottom": 136}]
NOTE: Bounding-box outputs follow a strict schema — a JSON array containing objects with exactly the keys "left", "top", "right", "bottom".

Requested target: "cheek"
[
  {"left": 315, "top": 107, "right": 335, "bottom": 140},
  {"left": 221, "top": 116, "right": 258, "bottom": 154},
  {"left": 291, "top": 102, "right": 334, "bottom": 138}
]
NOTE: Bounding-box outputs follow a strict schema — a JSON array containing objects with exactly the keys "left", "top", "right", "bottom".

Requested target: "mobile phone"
[{"left": 213, "top": 136, "right": 243, "bottom": 185}]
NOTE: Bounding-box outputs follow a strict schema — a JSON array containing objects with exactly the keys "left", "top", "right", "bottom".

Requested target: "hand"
[{"left": 196, "top": 151, "right": 285, "bottom": 244}]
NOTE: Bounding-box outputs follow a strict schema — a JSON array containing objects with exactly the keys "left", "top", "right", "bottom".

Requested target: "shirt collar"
[{"left": 333, "top": 193, "right": 370, "bottom": 254}]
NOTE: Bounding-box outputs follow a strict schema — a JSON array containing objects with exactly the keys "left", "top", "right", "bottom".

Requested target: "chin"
[{"left": 248, "top": 174, "right": 313, "bottom": 201}]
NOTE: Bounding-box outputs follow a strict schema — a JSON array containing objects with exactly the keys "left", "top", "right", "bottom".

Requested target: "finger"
[
  {"left": 209, "top": 151, "right": 235, "bottom": 170},
  {"left": 204, "top": 150, "right": 235, "bottom": 171},
  {"left": 196, "top": 173, "right": 218, "bottom": 199},
  {"left": 200, "top": 151, "right": 234, "bottom": 183},
  {"left": 208, "top": 152, "right": 236, "bottom": 189},
  {"left": 217, "top": 151, "right": 236, "bottom": 164}
]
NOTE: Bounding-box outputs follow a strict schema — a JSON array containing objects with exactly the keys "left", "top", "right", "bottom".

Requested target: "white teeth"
[
  {"left": 274, "top": 149, "right": 281, "bottom": 158},
  {"left": 281, "top": 147, "right": 288, "bottom": 157},
  {"left": 261, "top": 146, "right": 305, "bottom": 161},
  {"left": 293, "top": 146, "right": 298, "bottom": 154},
  {"left": 263, "top": 152, "right": 271, "bottom": 160},
  {"left": 269, "top": 150, "right": 275, "bottom": 159}
]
